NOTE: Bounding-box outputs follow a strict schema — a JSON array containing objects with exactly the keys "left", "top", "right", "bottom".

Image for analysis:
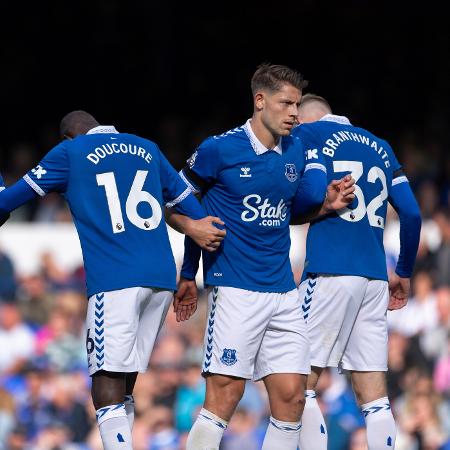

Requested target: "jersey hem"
[
  {"left": 204, "top": 279, "right": 296, "bottom": 294},
  {"left": 303, "top": 269, "right": 388, "bottom": 282},
  {"left": 87, "top": 281, "right": 176, "bottom": 298}
]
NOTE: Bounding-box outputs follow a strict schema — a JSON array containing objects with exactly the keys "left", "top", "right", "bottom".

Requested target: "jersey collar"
[
  {"left": 319, "top": 114, "right": 352, "bottom": 125},
  {"left": 243, "top": 119, "right": 282, "bottom": 155},
  {"left": 86, "top": 125, "right": 119, "bottom": 134}
]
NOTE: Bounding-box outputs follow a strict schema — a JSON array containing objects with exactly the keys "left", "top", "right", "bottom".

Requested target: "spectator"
[
  {"left": 0, "top": 387, "right": 15, "bottom": 449},
  {"left": 0, "top": 302, "right": 34, "bottom": 376},
  {"left": 388, "top": 270, "right": 438, "bottom": 337}
]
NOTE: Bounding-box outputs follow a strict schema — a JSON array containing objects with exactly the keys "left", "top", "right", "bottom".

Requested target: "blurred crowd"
[{"left": 0, "top": 130, "right": 449, "bottom": 450}]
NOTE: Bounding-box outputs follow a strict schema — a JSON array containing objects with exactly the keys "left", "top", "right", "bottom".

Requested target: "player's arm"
[
  {"left": 294, "top": 174, "right": 356, "bottom": 225},
  {"left": 387, "top": 171, "right": 422, "bottom": 310},
  {"left": 0, "top": 144, "right": 69, "bottom": 220},
  {"left": 0, "top": 178, "right": 39, "bottom": 220},
  {"left": 174, "top": 140, "right": 222, "bottom": 321},
  {"left": 291, "top": 145, "right": 355, "bottom": 225},
  {"left": 165, "top": 208, "right": 225, "bottom": 252},
  {"left": 291, "top": 135, "right": 355, "bottom": 224},
  {"left": 158, "top": 147, "right": 225, "bottom": 251}
]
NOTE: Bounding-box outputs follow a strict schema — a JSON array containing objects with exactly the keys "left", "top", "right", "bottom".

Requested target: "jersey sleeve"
[
  {"left": 292, "top": 130, "right": 328, "bottom": 216},
  {"left": 292, "top": 165, "right": 327, "bottom": 216},
  {"left": 295, "top": 125, "right": 327, "bottom": 175},
  {"left": 22, "top": 143, "right": 69, "bottom": 196},
  {"left": 158, "top": 146, "right": 205, "bottom": 220},
  {"left": 180, "top": 138, "right": 220, "bottom": 194},
  {"left": 180, "top": 236, "right": 201, "bottom": 280},
  {"left": 388, "top": 178, "right": 422, "bottom": 278},
  {"left": 0, "top": 178, "right": 39, "bottom": 216}
]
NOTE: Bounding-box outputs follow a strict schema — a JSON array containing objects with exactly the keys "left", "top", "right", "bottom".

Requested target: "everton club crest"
[
  {"left": 285, "top": 163, "right": 298, "bottom": 182},
  {"left": 220, "top": 348, "right": 237, "bottom": 366}
]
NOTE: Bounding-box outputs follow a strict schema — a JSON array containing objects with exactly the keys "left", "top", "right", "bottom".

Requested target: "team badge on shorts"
[
  {"left": 285, "top": 163, "right": 298, "bottom": 182},
  {"left": 220, "top": 348, "right": 237, "bottom": 366}
]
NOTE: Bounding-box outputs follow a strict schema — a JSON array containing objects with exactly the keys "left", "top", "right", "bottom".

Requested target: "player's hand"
[
  {"left": 174, "top": 277, "right": 198, "bottom": 322},
  {"left": 186, "top": 216, "right": 226, "bottom": 252},
  {"left": 388, "top": 272, "right": 410, "bottom": 310},
  {"left": 324, "top": 175, "right": 356, "bottom": 212}
]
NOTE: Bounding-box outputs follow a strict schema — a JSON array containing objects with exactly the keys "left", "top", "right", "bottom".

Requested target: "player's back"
[
  {"left": 294, "top": 116, "right": 401, "bottom": 280},
  {"left": 63, "top": 131, "right": 176, "bottom": 296}
]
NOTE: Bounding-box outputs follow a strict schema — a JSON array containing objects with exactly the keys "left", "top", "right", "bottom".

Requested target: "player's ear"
[{"left": 255, "top": 92, "right": 265, "bottom": 111}]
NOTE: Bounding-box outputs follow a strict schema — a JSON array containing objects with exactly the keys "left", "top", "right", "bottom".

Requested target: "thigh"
[
  {"left": 202, "top": 286, "right": 272, "bottom": 379},
  {"left": 301, "top": 275, "right": 367, "bottom": 368},
  {"left": 254, "top": 289, "right": 310, "bottom": 381},
  {"left": 86, "top": 287, "right": 172, "bottom": 375},
  {"left": 342, "top": 280, "right": 389, "bottom": 371},
  {"left": 86, "top": 289, "right": 140, "bottom": 375},
  {"left": 136, "top": 288, "right": 173, "bottom": 372}
]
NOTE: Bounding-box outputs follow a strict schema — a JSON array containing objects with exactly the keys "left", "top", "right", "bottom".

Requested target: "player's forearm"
[
  {"left": 165, "top": 209, "right": 191, "bottom": 234},
  {"left": 396, "top": 207, "right": 421, "bottom": 277},
  {"left": 168, "top": 190, "right": 205, "bottom": 221},
  {"left": 291, "top": 169, "right": 327, "bottom": 224},
  {"left": 180, "top": 236, "right": 201, "bottom": 280},
  {"left": 390, "top": 183, "right": 422, "bottom": 277},
  {"left": 0, "top": 178, "right": 39, "bottom": 216}
]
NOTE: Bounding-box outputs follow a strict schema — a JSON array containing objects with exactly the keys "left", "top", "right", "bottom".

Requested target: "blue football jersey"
[
  {"left": 292, "top": 115, "right": 403, "bottom": 281},
  {"left": 181, "top": 120, "right": 327, "bottom": 292},
  {"left": 23, "top": 126, "right": 195, "bottom": 297}
]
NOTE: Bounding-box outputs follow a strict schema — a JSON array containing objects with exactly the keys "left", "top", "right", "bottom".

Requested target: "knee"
[{"left": 277, "top": 387, "right": 306, "bottom": 412}]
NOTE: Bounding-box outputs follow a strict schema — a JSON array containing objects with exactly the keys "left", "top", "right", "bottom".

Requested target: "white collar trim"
[
  {"left": 243, "top": 119, "right": 282, "bottom": 155},
  {"left": 319, "top": 114, "right": 352, "bottom": 125},
  {"left": 87, "top": 125, "right": 119, "bottom": 134}
]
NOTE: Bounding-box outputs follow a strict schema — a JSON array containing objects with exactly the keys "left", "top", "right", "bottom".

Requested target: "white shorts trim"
[
  {"left": 202, "top": 286, "right": 310, "bottom": 380},
  {"left": 86, "top": 287, "right": 173, "bottom": 375}
]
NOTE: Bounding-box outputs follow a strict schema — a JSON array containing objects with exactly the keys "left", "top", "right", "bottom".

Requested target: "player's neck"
[{"left": 249, "top": 118, "right": 280, "bottom": 150}]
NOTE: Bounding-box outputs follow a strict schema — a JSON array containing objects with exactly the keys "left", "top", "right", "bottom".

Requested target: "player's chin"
[
  {"left": 279, "top": 127, "right": 292, "bottom": 136},
  {"left": 280, "top": 123, "right": 295, "bottom": 135}
]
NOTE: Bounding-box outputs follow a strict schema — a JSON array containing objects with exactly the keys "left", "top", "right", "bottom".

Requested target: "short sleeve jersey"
[
  {"left": 182, "top": 121, "right": 326, "bottom": 292},
  {"left": 292, "top": 115, "right": 402, "bottom": 281},
  {"left": 23, "top": 127, "right": 192, "bottom": 297}
]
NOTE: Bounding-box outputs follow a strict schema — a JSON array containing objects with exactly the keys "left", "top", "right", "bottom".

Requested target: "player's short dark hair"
[
  {"left": 300, "top": 93, "right": 332, "bottom": 112},
  {"left": 60, "top": 110, "right": 99, "bottom": 139},
  {"left": 251, "top": 63, "right": 308, "bottom": 95}
]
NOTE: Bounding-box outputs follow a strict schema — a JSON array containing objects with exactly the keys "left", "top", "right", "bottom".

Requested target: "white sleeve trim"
[
  {"left": 166, "top": 187, "right": 192, "bottom": 208},
  {"left": 0, "top": 187, "right": 5, "bottom": 192},
  {"left": 179, "top": 170, "right": 200, "bottom": 194},
  {"left": 23, "top": 174, "right": 46, "bottom": 196},
  {"left": 392, "top": 175, "right": 408, "bottom": 186},
  {"left": 305, "top": 163, "right": 327, "bottom": 173}
]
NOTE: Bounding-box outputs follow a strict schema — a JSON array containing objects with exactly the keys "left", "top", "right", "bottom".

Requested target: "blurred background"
[{"left": 0, "top": 2, "right": 449, "bottom": 449}]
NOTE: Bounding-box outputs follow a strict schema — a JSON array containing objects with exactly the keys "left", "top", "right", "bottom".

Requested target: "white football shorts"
[
  {"left": 298, "top": 275, "right": 389, "bottom": 371},
  {"left": 201, "top": 286, "right": 311, "bottom": 381},
  {"left": 85, "top": 287, "right": 173, "bottom": 376}
]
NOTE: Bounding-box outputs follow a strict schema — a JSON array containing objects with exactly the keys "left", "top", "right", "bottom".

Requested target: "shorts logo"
[
  {"left": 220, "top": 348, "right": 237, "bottom": 366},
  {"left": 285, "top": 163, "right": 298, "bottom": 182}
]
